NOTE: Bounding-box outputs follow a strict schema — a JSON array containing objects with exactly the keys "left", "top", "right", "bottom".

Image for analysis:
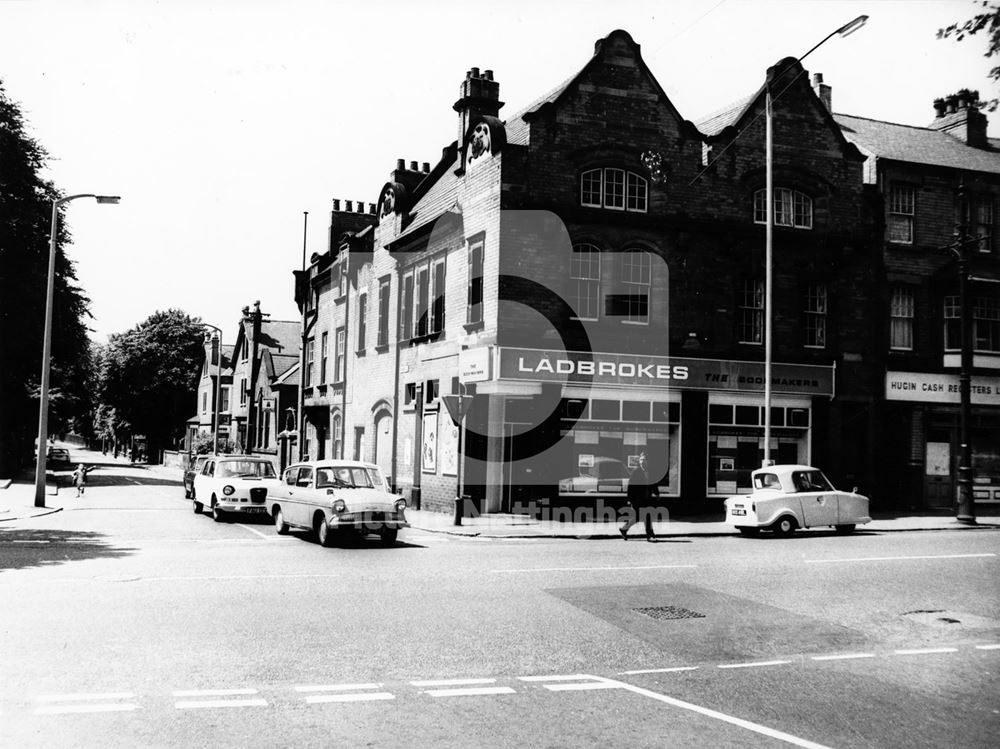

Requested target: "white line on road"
[
  {"left": 620, "top": 666, "right": 701, "bottom": 675},
  {"left": 175, "top": 699, "right": 268, "bottom": 709},
  {"left": 410, "top": 678, "right": 496, "bottom": 687},
  {"left": 306, "top": 692, "right": 395, "bottom": 704},
  {"left": 717, "top": 660, "right": 792, "bottom": 670},
  {"left": 172, "top": 689, "right": 260, "bottom": 697},
  {"left": 893, "top": 648, "right": 959, "bottom": 656},
  {"left": 594, "top": 676, "right": 834, "bottom": 749},
  {"left": 35, "top": 703, "right": 139, "bottom": 715},
  {"left": 423, "top": 686, "right": 517, "bottom": 697},
  {"left": 543, "top": 682, "right": 621, "bottom": 692},
  {"left": 810, "top": 653, "right": 876, "bottom": 661},
  {"left": 492, "top": 565, "right": 697, "bottom": 573},
  {"left": 517, "top": 674, "right": 592, "bottom": 682},
  {"left": 235, "top": 523, "right": 272, "bottom": 539},
  {"left": 805, "top": 553, "right": 996, "bottom": 564},
  {"left": 36, "top": 692, "right": 135, "bottom": 702},
  {"left": 975, "top": 644, "right": 1000, "bottom": 650},
  {"left": 295, "top": 683, "right": 383, "bottom": 692}
]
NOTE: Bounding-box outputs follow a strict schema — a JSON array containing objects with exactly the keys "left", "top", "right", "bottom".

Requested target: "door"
[
  {"left": 793, "top": 469, "right": 838, "bottom": 527},
  {"left": 374, "top": 412, "right": 392, "bottom": 484},
  {"left": 925, "top": 435, "right": 953, "bottom": 508},
  {"left": 502, "top": 422, "right": 534, "bottom": 513}
]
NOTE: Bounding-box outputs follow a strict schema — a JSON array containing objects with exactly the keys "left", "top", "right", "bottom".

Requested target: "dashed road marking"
[
  {"left": 810, "top": 653, "right": 876, "bottom": 661},
  {"left": 423, "top": 686, "right": 517, "bottom": 697},
  {"left": 717, "top": 659, "right": 792, "bottom": 670},
  {"left": 893, "top": 647, "right": 959, "bottom": 656},
  {"left": 620, "top": 666, "right": 701, "bottom": 675},
  {"left": 294, "top": 683, "right": 383, "bottom": 692},
  {"left": 492, "top": 564, "right": 697, "bottom": 573},
  {"left": 805, "top": 553, "right": 996, "bottom": 564},
  {"left": 294, "top": 683, "right": 395, "bottom": 703},
  {"left": 975, "top": 644, "right": 1000, "bottom": 650},
  {"left": 410, "top": 678, "right": 497, "bottom": 687},
  {"left": 173, "top": 688, "right": 266, "bottom": 709},
  {"left": 34, "top": 693, "right": 138, "bottom": 715}
]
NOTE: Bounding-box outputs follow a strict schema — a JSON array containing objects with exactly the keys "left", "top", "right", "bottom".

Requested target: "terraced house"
[{"left": 295, "top": 28, "right": 888, "bottom": 516}]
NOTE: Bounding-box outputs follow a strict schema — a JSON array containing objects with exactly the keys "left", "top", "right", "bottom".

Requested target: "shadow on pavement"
[{"left": 0, "top": 528, "right": 136, "bottom": 571}]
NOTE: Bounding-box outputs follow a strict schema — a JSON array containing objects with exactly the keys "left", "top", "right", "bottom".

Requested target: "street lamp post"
[
  {"left": 34, "top": 194, "right": 119, "bottom": 507},
  {"left": 952, "top": 186, "right": 977, "bottom": 524},
  {"left": 762, "top": 15, "right": 867, "bottom": 467},
  {"left": 202, "top": 324, "right": 224, "bottom": 456}
]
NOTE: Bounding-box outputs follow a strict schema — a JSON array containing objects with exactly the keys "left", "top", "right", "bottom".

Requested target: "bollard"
[{"left": 453, "top": 496, "right": 463, "bottom": 526}]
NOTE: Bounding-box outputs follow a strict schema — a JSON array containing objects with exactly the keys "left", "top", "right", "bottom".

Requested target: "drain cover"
[{"left": 633, "top": 606, "right": 705, "bottom": 621}]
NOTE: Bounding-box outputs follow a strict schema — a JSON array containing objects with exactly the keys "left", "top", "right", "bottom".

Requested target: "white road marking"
[
  {"left": 975, "top": 644, "right": 1000, "bottom": 650},
  {"left": 492, "top": 565, "right": 697, "bottom": 573},
  {"left": 410, "top": 678, "right": 496, "bottom": 687},
  {"left": 594, "top": 676, "right": 834, "bottom": 749},
  {"left": 544, "top": 682, "right": 620, "bottom": 692},
  {"left": 517, "top": 674, "right": 592, "bottom": 682},
  {"left": 295, "top": 683, "right": 383, "bottom": 692},
  {"left": 172, "top": 689, "right": 260, "bottom": 697},
  {"left": 423, "top": 686, "right": 517, "bottom": 697},
  {"left": 35, "top": 703, "right": 138, "bottom": 715},
  {"left": 36, "top": 693, "right": 135, "bottom": 702},
  {"left": 235, "top": 523, "right": 272, "bottom": 539},
  {"left": 306, "top": 692, "right": 395, "bottom": 704},
  {"left": 810, "top": 653, "right": 876, "bottom": 661},
  {"left": 805, "top": 553, "right": 996, "bottom": 564},
  {"left": 620, "top": 666, "right": 700, "bottom": 675},
  {"left": 717, "top": 660, "right": 792, "bottom": 670},
  {"left": 893, "top": 648, "right": 959, "bottom": 656},
  {"left": 176, "top": 698, "right": 268, "bottom": 709}
]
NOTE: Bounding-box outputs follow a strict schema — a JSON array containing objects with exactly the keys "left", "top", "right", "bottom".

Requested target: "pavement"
[{"left": 3, "top": 441, "right": 999, "bottom": 538}]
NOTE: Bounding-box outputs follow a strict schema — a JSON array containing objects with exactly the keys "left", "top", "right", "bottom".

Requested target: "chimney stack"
[
  {"left": 930, "top": 89, "right": 988, "bottom": 148},
  {"left": 454, "top": 66, "right": 504, "bottom": 155},
  {"left": 409, "top": 160, "right": 418, "bottom": 171},
  {"left": 396, "top": 158, "right": 405, "bottom": 170},
  {"left": 345, "top": 200, "right": 353, "bottom": 212},
  {"left": 332, "top": 198, "right": 341, "bottom": 211},
  {"left": 812, "top": 73, "right": 832, "bottom": 112}
]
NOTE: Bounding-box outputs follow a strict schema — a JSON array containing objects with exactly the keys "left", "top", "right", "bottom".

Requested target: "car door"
[
  {"left": 194, "top": 459, "right": 213, "bottom": 500},
  {"left": 280, "top": 465, "right": 302, "bottom": 525},
  {"left": 293, "top": 466, "right": 315, "bottom": 526},
  {"left": 794, "top": 470, "right": 838, "bottom": 528}
]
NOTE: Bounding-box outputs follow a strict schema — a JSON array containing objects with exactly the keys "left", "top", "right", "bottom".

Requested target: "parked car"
[
  {"left": 267, "top": 460, "right": 408, "bottom": 546},
  {"left": 724, "top": 465, "right": 871, "bottom": 537},
  {"left": 191, "top": 456, "right": 280, "bottom": 522},
  {"left": 184, "top": 455, "right": 211, "bottom": 498},
  {"left": 45, "top": 447, "right": 72, "bottom": 470},
  {"left": 558, "top": 457, "right": 630, "bottom": 494}
]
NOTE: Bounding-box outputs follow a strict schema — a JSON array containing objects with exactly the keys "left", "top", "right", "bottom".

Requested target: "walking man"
[{"left": 620, "top": 452, "right": 659, "bottom": 542}]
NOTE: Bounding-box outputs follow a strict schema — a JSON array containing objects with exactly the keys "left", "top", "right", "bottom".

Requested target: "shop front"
[{"left": 885, "top": 371, "right": 1000, "bottom": 509}]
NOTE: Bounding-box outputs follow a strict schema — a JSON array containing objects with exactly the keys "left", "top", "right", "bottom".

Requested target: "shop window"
[
  {"left": 590, "top": 399, "right": 620, "bottom": 420},
  {"left": 890, "top": 286, "right": 914, "bottom": 351},
  {"left": 888, "top": 184, "right": 915, "bottom": 244},
  {"left": 738, "top": 280, "right": 764, "bottom": 344},
  {"left": 753, "top": 188, "right": 813, "bottom": 229},
  {"left": 709, "top": 404, "right": 733, "bottom": 424},
  {"left": 622, "top": 400, "right": 651, "bottom": 421},
  {"left": 735, "top": 406, "right": 759, "bottom": 425},
  {"left": 570, "top": 243, "right": 601, "bottom": 320},
  {"left": 652, "top": 402, "right": 680, "bottom": 422},
  {"left": 788, "top": 408, "right": 809, "bottom": 427}
]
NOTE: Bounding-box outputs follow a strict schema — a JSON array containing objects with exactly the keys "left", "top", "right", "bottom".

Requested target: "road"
[{"left": 1, "top": 463, "right": 998, "bottom": 748}]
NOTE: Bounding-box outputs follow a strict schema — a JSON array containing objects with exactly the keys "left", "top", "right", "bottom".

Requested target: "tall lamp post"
[
  {"left": 762, "top": 15, "right": 867, "bottom": 466},
  {"left": 951, "top": 186, "right": 977, "bottom": 524},
  {"left": 202, "top": 324, "right": 224, "bottom": 456},
  {"left": 34, "top": 194, "right": 120, "bottom": 507}
]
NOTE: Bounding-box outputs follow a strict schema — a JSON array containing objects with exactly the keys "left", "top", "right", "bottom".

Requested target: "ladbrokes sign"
[{"left": 497, "top": 347, "right": 834, "bottom": 395}]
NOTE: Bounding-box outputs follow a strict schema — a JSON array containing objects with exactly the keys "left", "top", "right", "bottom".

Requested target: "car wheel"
[
  {"left": 212, "top": 498, "right": 227, "bottom": 523},
  {"left": 273, "top": 507, "right": 289, "bottom": 535},
  {"left": 192, "top": 500, "right": 203, "bottom": 514},
  {"left": 316, "top": 515, "right": 334, "bottom": 547},
  {"left": 379, "top": 528, "right": 398, "bottom": 546},
  {"left": 771, "top": 516, "right": 797, "bottom": 536},
  {"left": 835, "top": 524, "right": 856, "bottom": 534},
  {"left": 737, "top": 527, "right": 760, "bottom": 537}
]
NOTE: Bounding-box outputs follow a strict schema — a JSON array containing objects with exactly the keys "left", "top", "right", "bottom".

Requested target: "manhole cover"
[{"left": 633, "top": 606, "right": 705, "bottom": 621}]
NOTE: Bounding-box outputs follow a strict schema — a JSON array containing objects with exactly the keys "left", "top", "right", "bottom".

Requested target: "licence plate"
[
  {"left": 243, "top": 507, "right": 267, "bottom": 514},
  {"left": 732, "top": 508, "right": 747, "bottom": 516}
]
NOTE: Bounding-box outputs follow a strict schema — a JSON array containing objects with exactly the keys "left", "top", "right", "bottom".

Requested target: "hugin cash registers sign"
[{"left": 885, "top": 371, "right": 1000, "bottom": 406}]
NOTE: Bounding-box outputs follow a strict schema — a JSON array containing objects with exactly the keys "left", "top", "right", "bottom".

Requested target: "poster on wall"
[
  {"left": 441, "top": 420, "right": 459, "bottom": 476},
  {"left": 422, "top": 412, "right": 438, "bottom": 474}
]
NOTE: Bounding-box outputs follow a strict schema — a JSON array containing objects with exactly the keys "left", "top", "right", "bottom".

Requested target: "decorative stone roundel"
[
  {"left": 377, "top": 182, "right": 406, "bottom": 219},
  {"left": 464, "top": 115, "right": 506, "bottom": 170}
]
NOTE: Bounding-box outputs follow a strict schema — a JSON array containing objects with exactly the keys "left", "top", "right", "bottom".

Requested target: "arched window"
[
  {"left": 570, "top": 243, "right": 601, "bottom": 320},
  {"left": 619, "top": 250, "right": 651, "bottom": 324},
  {"left": 580, "top": 168, "right": 648, "bottom": 213},
  {"left": 753, "top": 188, "right": 813, "bottom": 229}
]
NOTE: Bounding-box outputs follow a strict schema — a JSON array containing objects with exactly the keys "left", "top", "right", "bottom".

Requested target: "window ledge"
[
  {"left": 355, "top": 349, "right": 367, "bottom": 357},
  {"left": 463, "top": 321, "right": 485, "bottom": 333},
  {"left": 374, "top": 344, "right": 390, "bottom": 354}
]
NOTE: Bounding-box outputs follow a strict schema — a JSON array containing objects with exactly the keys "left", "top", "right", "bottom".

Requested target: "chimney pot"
[
  {"left": 396, "top": 158, "right": 405, "bottom": 169},
  {"left": 345, "top": 200, "right": 353, "bottom": 212},
  {"left": 422, "top": 162, "right": 430, "bottom": 172},
  {"left": 369, "top": 203, "right": 376, "bottom": 214},
  {"left": 410, "top": 160, "right": 418, "bottom": 170},
  {"left": 485, "top": 69, "right": 493, "bottom": 81},
  {"left": 471, "top": 66, "right": 480, "bottom": 78},
  {"left": 332, "top": 198, "right": 341, "bottom": 211}
]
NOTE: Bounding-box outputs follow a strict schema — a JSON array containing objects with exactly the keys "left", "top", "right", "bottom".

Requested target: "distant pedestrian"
[
  {"left": 620, "top": 452, "right": 659, "bottom": 542},
  {"left": 71, "top": 464, "right": 95, "bottom": 497}
]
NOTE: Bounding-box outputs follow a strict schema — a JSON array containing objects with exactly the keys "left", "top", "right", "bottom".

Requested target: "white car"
[
  {"left": 724, "top": 465, "right": 871, "bottom": 537},
  {"left": 191, "top": 456, "right": 280, "bottom": 522},
  {"left": 558, "top": 457, "right": 630, "bottom": 495},
  {"left": 267, "top": 460, "right": 409, "bottom": 546}
]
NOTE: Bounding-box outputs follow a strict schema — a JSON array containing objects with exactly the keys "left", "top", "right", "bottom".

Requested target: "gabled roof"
[
  {"left": 695, "top": 93, "right": 757, "bottom": 137},
  {"left": 274, "top": 360, "right": 300, "bottom": 387},
  {"left": 256, "top": 320, "right": 300, "bottom": 355},
  {"left": 393, "top": 158, "right": 463, "bottom": 243},
  {"left": 833, "top": 113, "right": 1000, "bottom": 175},
  {"left": 505, "top": 71, "right": 583, "bottom": 146}
]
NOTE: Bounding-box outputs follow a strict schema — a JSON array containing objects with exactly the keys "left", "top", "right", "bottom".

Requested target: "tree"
[
  {"left": 98, "top": 310, "right": 205, "bottom": 462},
  {"left": 938, "top": 1, "right": 1000, "bottom": 111},
  {"left": 0, "top": 80, "right": 93, "bottom": 475}
]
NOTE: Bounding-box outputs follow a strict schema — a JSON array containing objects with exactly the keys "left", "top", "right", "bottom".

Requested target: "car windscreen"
[
  {"left": 216, "top": 461, "right": 276, "bottom": 479},
  {"left": 792, "top": 470, "right": 834, "bottom": 492},
  {"left": 316, "top": 466, "right": 375, "bottom": 489}
]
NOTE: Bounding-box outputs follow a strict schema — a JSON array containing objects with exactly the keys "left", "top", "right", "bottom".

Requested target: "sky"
[{"left": 1, "top": 0, "right": 997, "bottom": 344}]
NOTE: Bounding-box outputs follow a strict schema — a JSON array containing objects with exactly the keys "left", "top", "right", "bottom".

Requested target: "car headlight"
[
  {"left": 223, "top": 485, "right": 235, "bottom": 496},
  {"left": 394, "top": 497, "right": 407, "bottom": 512},
  {"left": 332, "top": 499, "right": 346, "bottom": 513}
]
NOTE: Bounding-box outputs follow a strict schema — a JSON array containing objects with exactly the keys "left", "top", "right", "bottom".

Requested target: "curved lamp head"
[
  {"left": 95, "top": 196, "right": 121, "bottom": 204},
  {"left": 837, "top": 15, "right": 868, "bottom": 37}
]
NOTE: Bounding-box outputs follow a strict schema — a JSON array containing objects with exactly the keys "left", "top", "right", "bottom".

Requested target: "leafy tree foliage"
[
  {"left": 939, "top": 1, "right": 1000, "bottom": 111},
  {"left": 0, "top": 81, "right": 93, "bottom": 475},
  {"left": 98, "top": 310, "right": 205, "bottom": 460}
]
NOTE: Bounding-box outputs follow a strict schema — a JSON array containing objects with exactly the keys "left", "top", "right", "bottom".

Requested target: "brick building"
[
  {"left": 834, "top": 89, "right": 1000, "bottom": 510},
  {"left": 298, "top": 29, "right": 883, "bottom": 514},
  {"left": 185, "top": 336, "right": 233, "bottom": 451}
]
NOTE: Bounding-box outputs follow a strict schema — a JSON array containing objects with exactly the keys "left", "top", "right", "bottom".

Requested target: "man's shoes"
[{"left": 619, "top": 528, "right": 628, "bottom": 541}]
